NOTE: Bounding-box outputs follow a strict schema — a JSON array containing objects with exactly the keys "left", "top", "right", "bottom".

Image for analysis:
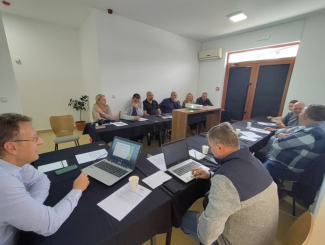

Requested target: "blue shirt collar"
[
  {"left": 0, "top": 159, "right": 22, "bottom": 177},
  {"left": 305, "top": 122, "right": 325, "bottom": 129}
]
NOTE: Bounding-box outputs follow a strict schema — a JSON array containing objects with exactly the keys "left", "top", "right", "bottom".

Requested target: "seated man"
[
  {"left": 159, "top": 91, "right": 181, "bottom": 113},
  {"left": 143, "top": 91, "right": 161, "bottom": 116},
  {"left": 120, "top": 93, "right": 144, "bottom": 121},
  {"left": 196, "top": 92, "right": 213, "bottom": 106},
  {"left": 264, "top": 104, "right": 325, "bottom": 183},
  {"left": 181, "top": 122, "right": 278, "bottom": 245},
  {"left": 0, "top": 113, "right": 89, "bottom": 245},
  {"left": 268, "top": 102, "right": 305, "bottom": 130}
]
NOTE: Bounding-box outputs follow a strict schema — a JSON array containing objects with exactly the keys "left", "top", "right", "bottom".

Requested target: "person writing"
[
  {"left": 92, "top": 94, "right": 114, "bottom": 121},
  {"left": 0, "top": 113, "right": 89, "bottom": 245},
  {"left": 182, "top": 93, "right": 195, "bottom": 108}
]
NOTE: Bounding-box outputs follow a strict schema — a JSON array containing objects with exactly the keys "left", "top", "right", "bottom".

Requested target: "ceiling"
[{"left": 1, "top": 0, "right": 325, "bottom": 41}]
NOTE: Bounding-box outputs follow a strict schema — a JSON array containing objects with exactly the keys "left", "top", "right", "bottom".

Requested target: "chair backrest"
[
  {"left": 283, "top": 211, "right": 314, "bottom": 245},
  {"left": 49, "top": 115, "right": 75, "bottom": 137}
]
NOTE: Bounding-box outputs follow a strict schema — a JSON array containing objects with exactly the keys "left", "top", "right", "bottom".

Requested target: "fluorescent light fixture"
[{"left": 229, "top": 12, "right": 247, "bottom": 22}]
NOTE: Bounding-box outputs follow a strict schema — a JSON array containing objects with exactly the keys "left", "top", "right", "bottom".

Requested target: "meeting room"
[{"left": 1, "top": 1, "right": 325, "bottom": 245}]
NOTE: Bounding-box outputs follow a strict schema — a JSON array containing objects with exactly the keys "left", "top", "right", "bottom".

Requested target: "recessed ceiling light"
[{"left": 228, "top": 12, "right": 247, "bottom": 22}]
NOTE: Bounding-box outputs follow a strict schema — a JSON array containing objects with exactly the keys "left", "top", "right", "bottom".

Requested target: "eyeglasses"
[{"left": 10, "top": 135, "right": 40, "bottom": 144}]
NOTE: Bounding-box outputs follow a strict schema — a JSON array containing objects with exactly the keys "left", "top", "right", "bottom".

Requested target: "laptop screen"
[
  {"left": 162, "top": 138, "right": 189, "bottom": 168},
  {"left": 108, "top": 137, "right": 142, "bottom": 169}
]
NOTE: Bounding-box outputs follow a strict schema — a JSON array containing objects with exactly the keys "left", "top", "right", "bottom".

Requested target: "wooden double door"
[{"left": 222, "top": 58, "right": 295, "bottom": 121}]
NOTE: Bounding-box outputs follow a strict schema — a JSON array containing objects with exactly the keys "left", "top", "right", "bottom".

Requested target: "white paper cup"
[
  {"left": 129, "top": 176, "right": 139, "bottom": 191},
  {"left": 236, "top": 129, "right": 241, "bottom": 135},
  {"left": 202, "top": 145, "right": 209, "bottom": 155},
  {"left": 247, "top": 122, "right": 252, "bottom": 128}
]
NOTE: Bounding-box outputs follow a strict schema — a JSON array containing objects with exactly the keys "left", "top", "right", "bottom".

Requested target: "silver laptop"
[
  {"left": 162, "top": 138, "right": 209, "bottom": 183},
  {"left": 82, "top": 137, "right": 142, "bottom": 186}
]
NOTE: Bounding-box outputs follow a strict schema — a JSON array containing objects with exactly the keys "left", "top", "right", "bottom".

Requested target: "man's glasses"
[{"left": 10, "top": 135, "right": 40, "bottom": 144}]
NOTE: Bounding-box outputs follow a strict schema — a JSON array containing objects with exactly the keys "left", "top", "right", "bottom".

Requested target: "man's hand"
[
  {"left": 143, "top": 111, "right": 149, "bottom": 117},
  {"left": 196, "top": 212, "right": 202, "bottom": 224},
  {"left": 73, "top": 173, "right": 89, "bottom": 192},
  {"left": 276, "top": 121, "right": 286, "bottom": 128},
  {"left": 191, "top": 168, "right": 210, "bottom": 179},
  {"left": 285, "top": 128, "right": 293, "bottom": 134},
  {"left": 267, "top": 116, "right": 273, "bottom": 120},
  {"left": 264, "top": 127, "right": 277, "bottom": 132},
  {"left": 132, "top": 101, "right": 139, "bottom": 110},
  {"left": 134, "top": 116, "right": 140, "bottom": 121},
  {"left": 277, "top": 133, "right": 288, "bottom": 139}
]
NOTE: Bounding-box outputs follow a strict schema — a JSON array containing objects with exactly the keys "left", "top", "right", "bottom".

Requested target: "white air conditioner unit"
[{"left": 199, "top": 48, "right": 222, "bottom": 61}]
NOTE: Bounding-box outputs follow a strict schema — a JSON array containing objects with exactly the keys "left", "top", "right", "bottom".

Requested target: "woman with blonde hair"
[
  {"left": 182, "top": 93, "right": 195, "bottom": 108},
  {"left": 92, "top": 94, "right": 114, "bottom": 121}
]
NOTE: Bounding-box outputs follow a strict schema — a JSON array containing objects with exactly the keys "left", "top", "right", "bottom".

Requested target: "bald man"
[
  {"left": 143, "top": 91, "right": 161, "bottom": 116},
  {"left": 159, "top": 91, "right": 181, "bottom": 114}
]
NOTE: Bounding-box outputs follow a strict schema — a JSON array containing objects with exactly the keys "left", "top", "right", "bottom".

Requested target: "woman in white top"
[
  {"left": 182, "top": 93, "right": 195, "bottom": 108},
  {"left": 92, "top": 94, "right": 114, "bottom": 121}
]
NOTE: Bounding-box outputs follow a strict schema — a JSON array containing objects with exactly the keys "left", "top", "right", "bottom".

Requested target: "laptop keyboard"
[
  {"left": 94, "top": 161, "right": 128, "bottom": 178},
  {"left": 172, "top": 161, "right": 201, "bottom": 176}
]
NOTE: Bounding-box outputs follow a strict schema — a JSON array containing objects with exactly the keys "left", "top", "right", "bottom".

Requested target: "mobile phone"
[{"left": 55, "top": 165, "right": 78, "bottom": 175}]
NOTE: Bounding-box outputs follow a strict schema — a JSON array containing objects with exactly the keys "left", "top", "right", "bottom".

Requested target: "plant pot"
[{"left": 75, "top": 121, "right": 86, "bottom": 131}]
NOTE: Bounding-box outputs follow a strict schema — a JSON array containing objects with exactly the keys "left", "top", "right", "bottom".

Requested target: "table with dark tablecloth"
[{"left": 20, "top": 142, "right": 172, "bottom": 245}]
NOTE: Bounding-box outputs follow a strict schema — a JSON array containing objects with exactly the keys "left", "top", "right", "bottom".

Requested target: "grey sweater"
[{"left": 198, "top": 148, "right": 279, "bottom": 245}]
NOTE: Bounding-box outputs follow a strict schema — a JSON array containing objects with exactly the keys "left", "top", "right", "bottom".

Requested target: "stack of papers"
[
  {"left": 75, "top": 149, "right": 108, "bottom": 164},
  {"left": 139, "top": 118, "right": 148, "bottom": 121},
  {"left": 111, "top": 122, "right": 128, "bottom": 127},
  {"left": 249, "top": 127, "right": 271, "bottom": 134},
  {"left": 38, "top": 160, "right": 68, "bottom": 173},
  {"left": 142, "top": 171, "right": 172, "bottom": 189},
  {"left": 239, "top": 131, "right": 262, "bottom": 142},
  {"left": 189, "top": 149, "right": 206, "bottom": 160},
  {"left": 97, "top": 183, "right": 151, "bottom": 221},
  {"left": 147, "top": 153, "right": 166, "bottom": 171}
]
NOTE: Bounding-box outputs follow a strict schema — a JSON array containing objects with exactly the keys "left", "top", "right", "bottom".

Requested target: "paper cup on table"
[
  {"left": 202, "top": 145, "right": 209, "bottom": 155},
  {"left": 247, "top": 122, "right": 252, "bottom": 129},
  {"left": 129, "top": 176, "right": 139, "bottom": 191},
  {"left": 235, "top": 129, "right": 241, "bottom": 135}
]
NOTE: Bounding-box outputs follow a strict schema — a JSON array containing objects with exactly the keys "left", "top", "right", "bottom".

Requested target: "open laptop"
[
  {"left": 162, "top": 138, "right": 209, "bottom": 183},
  {"left": 82, "top": 137, "right": 142, "bottom": 186}
]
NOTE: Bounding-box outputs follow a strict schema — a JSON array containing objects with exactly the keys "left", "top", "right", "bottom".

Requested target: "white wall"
[
  {"left": 93, "top": 9, "right": 202, "bottom": 117},
  {"left": 0, "top": 12, "right": 21, "bottom": 114},
  {"left": 2, "top": 13, "right": 84, "bottom": 130},
  {"left": 199, "top": 19, "right": 305, "bottom": 108},
  {"left": 286, "top": 12, "right": 325, "bottom": 108},
  {"left": 79, "top": 10, "right": 101, "bottom": 122}
]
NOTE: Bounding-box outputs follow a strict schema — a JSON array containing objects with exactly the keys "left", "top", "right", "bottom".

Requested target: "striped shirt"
[
  {"left": 0, "top": 160, "right": 82, "bottom": 245},
  {"left": 269, "top": 122, "right": 325, "bottom": 173}
]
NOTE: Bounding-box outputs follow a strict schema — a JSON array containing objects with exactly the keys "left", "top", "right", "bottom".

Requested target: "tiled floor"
[{"left": 37, "top": 129, "right": 307, "bottom": 245}]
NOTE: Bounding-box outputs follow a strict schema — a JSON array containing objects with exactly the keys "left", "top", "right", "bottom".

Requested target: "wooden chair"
[
  {"left": 283, "top": 211, "right": 314, "bottom": 245},
  {"left": 49, "top": 115, "right": 80, "bottom": 151}
]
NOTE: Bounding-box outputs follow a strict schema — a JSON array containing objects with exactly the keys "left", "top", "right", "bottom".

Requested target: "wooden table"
[{"left": 171, "top": 106, "right": 222, "bottom": 141}]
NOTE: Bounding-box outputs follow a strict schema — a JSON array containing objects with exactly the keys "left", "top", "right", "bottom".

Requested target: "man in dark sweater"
[
  {"left": 196, "top": 92, "right": 213, "bottom": 106},
  {"left": 181, "top": 122, "right": 279, "bottom": 245},
  {"left": 159, "top": 91, "right": 181, "bottom": 113}
]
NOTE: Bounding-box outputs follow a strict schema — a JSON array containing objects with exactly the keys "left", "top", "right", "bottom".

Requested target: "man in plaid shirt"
[{"left": 264, "top": 104, "right": 325, "bottom": 182}]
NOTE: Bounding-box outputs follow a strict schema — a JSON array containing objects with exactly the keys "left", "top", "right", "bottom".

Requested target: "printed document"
[
  {"left": 111, "top": 122, "right": 128, "bottom": 127},
  {"left": 249, "top": 127, "right": 271, "bottom": 134},
  {"left": 147, "top": 153, "right": 166, "bottom": 171},
  {"left": 97, "top": 183, "right": 151, "bottom": 221},
  {"left": 189, "top": 149, "right": 206, "bottom": 160},
  {"left": 75, "top": 149, "right": 108, "bottom": 164},
  {"left": 38, "top": 160, "right": 68, "bottom": 173},
  {"left": 142, "top": 171, "right": 172, "bottom": 189}
]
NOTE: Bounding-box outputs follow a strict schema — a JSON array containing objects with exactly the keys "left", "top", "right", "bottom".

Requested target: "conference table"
[
  {"left": 20, "top": 116, "right": 274, "bottom": 245},
  {"left": 19, "top": 142, "right": 172, "bottom": 245}
]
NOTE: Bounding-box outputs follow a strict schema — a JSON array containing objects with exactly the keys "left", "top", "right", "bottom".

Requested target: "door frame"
[{"left": 222, "top": 57, "right": 296, "bottom": 120}]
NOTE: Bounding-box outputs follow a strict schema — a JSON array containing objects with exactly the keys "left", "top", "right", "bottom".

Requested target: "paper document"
[
  {"left": 258, "top": 122, "right": 276, "bottom": 126},
  {"left": 240, "top": 131, "right": 262, "bottom": 138},
  {"left": 75, "top": 149, "right": 108, "bottom": 164},
  {"left": 142, "top": 171, "right": 172, "bottom": 189},
  {"left": 38, "top": 160, "right": 68, "bottom": 173},
  {"left": 249, "top": 127, "right": 271, "bottom": 134},
  {"left": 189, "top": 149, "right": 206, "bottom": 160},
  {"left": 240, "top": 136, "right": 257, "bottom": 142},
  {"left": 97, "top": 183, "right": 151, "bottom": 221},
  {"left": 139, "top": 118, "right": 148, "bottom": 121},
  {"left": 111, "top": 122, "right": 128, "bottom": 127},
  {"left": 147, "top": 153, "right": 166, "bottom": 171}
]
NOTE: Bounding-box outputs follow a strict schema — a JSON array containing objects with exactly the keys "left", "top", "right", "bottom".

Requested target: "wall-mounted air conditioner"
[{"left": 199, "top": 48, "right": 222, "bottom": 61}]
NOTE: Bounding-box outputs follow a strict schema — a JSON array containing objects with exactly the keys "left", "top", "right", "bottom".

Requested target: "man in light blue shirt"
[
  {"left": 120, "top": 93, "right": 144, "bottom": 121},
  {"left": 0, "top": 113, "right": 90, "bottom": 245}
]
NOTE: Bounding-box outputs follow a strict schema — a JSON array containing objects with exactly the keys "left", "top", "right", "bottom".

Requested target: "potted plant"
[{"left": 68, "top": 95, "right": 89, "bottom": 131}]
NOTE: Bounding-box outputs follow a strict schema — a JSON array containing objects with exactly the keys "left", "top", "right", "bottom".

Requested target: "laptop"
[
  {"left": 162, "top": 138, "right": 209, "bottom": 183},
  {"left": 82, "top": 137, "right": 142, "bottom": 186}
]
